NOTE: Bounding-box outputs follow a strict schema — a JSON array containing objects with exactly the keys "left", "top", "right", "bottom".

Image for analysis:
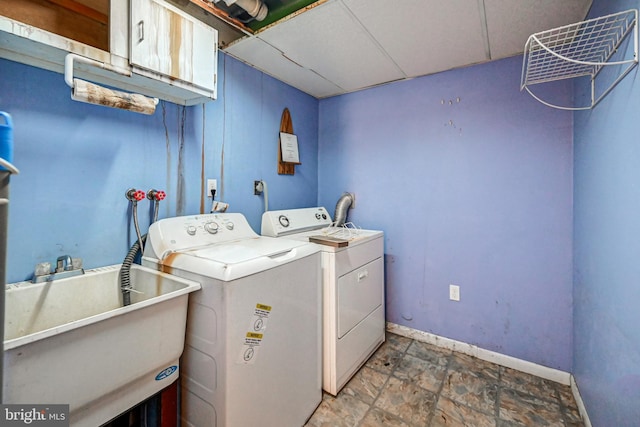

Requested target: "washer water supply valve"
[
  {"left": 125, "top": 188, "right": 147, "bottom": 259},
  {"left": 147, "top": 189, "right": 166, "bottom": 222},
  {"left": 126, "top": 188, "right": 146, "bottom": 202},
  {"left": 121, "top": 187, "right": 167, "bottom": 306},
  {"left": 146, "top": 189, "right": 166, "bottom": 201}
]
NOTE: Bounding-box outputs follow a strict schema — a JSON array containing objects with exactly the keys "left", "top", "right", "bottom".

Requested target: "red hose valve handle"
[
  {"left": 147, "top": 189, "right": 166, "bottom": 201},
  {"left": 126, "top": 188, "right": 146, "bottom": 202}
]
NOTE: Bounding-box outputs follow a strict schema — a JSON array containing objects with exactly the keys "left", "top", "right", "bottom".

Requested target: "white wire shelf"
[{"left": 521, "top": 9, "right": 638, "bottom": 110}]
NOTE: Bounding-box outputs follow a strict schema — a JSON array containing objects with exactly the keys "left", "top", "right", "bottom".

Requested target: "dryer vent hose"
[{"left": 333, "top": 193, "right": 354, "bottom": 227}]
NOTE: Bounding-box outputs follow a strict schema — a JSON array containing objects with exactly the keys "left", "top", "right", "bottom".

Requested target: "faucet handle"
[
  {"left": 72, "top": 257, "right": 83, "bottom": 270},
  {"left": 56, "top": 255, "right": 73, "bottom": 272},
  {"left": 34, "top": 262, "right": 52, "bottom": 276}
]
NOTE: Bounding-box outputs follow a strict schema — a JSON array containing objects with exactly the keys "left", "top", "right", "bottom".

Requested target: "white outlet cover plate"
[
  {"left": 449, "top": 284, "right": 460, "bottom": 301},
  {"left": 207, "top": 179, "right": 217, "bottom": 197}
]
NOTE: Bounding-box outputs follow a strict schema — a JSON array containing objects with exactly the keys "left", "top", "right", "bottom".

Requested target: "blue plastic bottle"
[{"left": 0, "top": 112, "right": 13, "bottom": 170}]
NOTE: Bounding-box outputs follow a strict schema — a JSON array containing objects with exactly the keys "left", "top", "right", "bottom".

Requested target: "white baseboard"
[
  {"left": 386, "top": 322, "right": 592, "bottom": 425},
  {"left": 570, "top": 375, "right": 592, "bottom": 427},
  {"left": 386, "top": 322, "right": 571, "bottom": 385}
]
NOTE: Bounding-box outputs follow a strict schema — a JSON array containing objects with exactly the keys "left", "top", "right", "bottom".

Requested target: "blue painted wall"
[
  {"left": 5, "top": 5, "right": 639, "bottom": 422},
  {"left": 0, "top": 53, "right": 318, "bottom": 283},
  {"left": 318, "top": 56, "right": 574, "bottom": 371},
  {"left": 573, "top": 0, "right": 640, "bottom": 425}
]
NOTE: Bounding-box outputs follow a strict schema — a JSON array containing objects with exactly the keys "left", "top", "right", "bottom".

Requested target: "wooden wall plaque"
[{"left": 278, "top": 108, "right": 300, "bottom": 175}]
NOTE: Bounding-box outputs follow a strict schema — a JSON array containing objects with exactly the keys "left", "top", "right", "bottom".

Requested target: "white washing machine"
[
  {"left": 142, "top": 213, "right": 322, "bottom": 427},
  {"left": 261, "top": 207, "right": 385, "bottom": 395}
]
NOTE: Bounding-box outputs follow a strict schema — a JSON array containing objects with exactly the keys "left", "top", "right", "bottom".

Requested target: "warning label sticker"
[
  {"left": 244, "top": 331, "right": 264, "bottom": 345},
  {"left": 252, "top": 303, "right": 271, "bottom": 332},
  {"left": 237, "top": 303, "right": 273, "bottom": 364},
  {"left": 255, "top": 303, "right": 272, "bottom": 315}
]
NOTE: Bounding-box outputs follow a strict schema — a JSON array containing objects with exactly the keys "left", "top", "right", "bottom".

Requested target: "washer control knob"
[
  {"left": 226, "top": 222, "right": 234, "bottom": 230},
  {"left": 186, "top": 225, "right": 197, "bottom": 236},
  {"left": 279, "top": 215, "right": 290, "bottom": 228},
  {"left": 315, "top": 213, "right": 321, "bottom": 220},
  {"left": 205, "top": 222, "right": 219, "bottom": 234},
  {"left": 322, "top": 214, "right": 327, "bottom": 220}
]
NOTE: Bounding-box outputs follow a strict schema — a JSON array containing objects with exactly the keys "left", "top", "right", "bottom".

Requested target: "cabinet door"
[{"left": 130, "top": 0, "right": 217, "bottom": 93}]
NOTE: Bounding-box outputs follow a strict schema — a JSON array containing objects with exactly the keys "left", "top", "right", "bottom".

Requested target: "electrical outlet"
[
  {"left": 449, "top": 284, "right": 460, "bottom": 301},
  {"left": 254, "top": 180, "right": 264, "bottom": 195},
  {"left": 207, "top": 179, "right": 217, "bottom": 198}
]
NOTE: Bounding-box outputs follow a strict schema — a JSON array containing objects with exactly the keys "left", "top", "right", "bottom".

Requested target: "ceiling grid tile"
[{"left": 223, "top": 0, "right": 593, "bottom": 98}]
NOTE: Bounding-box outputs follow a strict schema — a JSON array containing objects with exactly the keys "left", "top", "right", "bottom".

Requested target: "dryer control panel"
[
  {"left": 262, "top": 207, "right": 332, "bottom": 237},
  {"left": 144, "top": 213, "right": 257, "bottom": 260}
]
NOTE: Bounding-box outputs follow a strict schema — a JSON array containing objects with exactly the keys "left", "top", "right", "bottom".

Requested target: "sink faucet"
[
  {"left": 32, "top": 255, "right": 84, "bottom": 283},
  {"left": 56, "top": 255, "right": 73, "bottom": 272}
]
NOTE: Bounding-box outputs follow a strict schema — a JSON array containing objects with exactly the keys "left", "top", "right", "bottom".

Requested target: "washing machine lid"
[
  {"left": 142, "top": 213, "right": 320, "bottom": 281},
  {"left": 184, "top": 237, "right": 307, "bottom": 264},
  {"left": 151, "top": 237, "right": 319, "bottom": 281}
]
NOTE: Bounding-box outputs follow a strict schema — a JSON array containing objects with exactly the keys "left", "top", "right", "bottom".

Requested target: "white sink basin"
[{"left": 3, "top": 264, "right": 200, "bottom": 427}]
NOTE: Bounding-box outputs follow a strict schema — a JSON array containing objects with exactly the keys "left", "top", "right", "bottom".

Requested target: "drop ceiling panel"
[
  {"left": 343, "top": 0, "right": 490, "bottom": 77},
  {"left": 257, "top": 0, "right": 405, "bottom": 92},
  {"left": 484, "top": 0, "right": 592, "bottom": 59},
  {"left": 222, "top": 0, "right": 596, "bottom": 98},
  {"left": 225, "top": 37, "right": 344, "bottom": 98}
]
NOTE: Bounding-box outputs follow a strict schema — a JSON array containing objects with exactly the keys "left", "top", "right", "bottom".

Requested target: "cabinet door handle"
[
  {"left": 138, "top": 20, "right": 145, "bottom": 43},
  {"left": 357, "top": 270, "right": 368, "bottom": 282}
]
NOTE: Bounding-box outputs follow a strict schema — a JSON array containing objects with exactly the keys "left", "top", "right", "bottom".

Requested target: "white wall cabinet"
[
  {"left": 0, "top": 0, "right": 218, "bottom": 105},
  {"left": 130, "top": 0, "right": 217, "bottom": 94}
]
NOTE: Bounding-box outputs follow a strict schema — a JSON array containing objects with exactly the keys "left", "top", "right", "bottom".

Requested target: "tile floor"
[{"left": 305, "top": 333, "right": 584, "bottom": 427}]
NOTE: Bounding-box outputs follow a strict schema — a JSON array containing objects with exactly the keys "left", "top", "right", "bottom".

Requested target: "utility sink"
[{"left": 3, "top": 264, "right": 200, "bottom": 427}]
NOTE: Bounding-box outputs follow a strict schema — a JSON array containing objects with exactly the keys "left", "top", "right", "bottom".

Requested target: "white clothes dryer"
[
  {"left": 142, "top": 213, "right": 322, "bottom": 427},
  {"left": 261, "top": 207, "right": 385, "bottom": 395}
]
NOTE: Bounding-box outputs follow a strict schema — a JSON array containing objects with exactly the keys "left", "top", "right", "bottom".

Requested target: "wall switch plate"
[
  {"left": 449, "top": 284, "right": 460, "bottom": 301},
  {"left": 207, "top": 179, "right": 217, "bottom": 198}
]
